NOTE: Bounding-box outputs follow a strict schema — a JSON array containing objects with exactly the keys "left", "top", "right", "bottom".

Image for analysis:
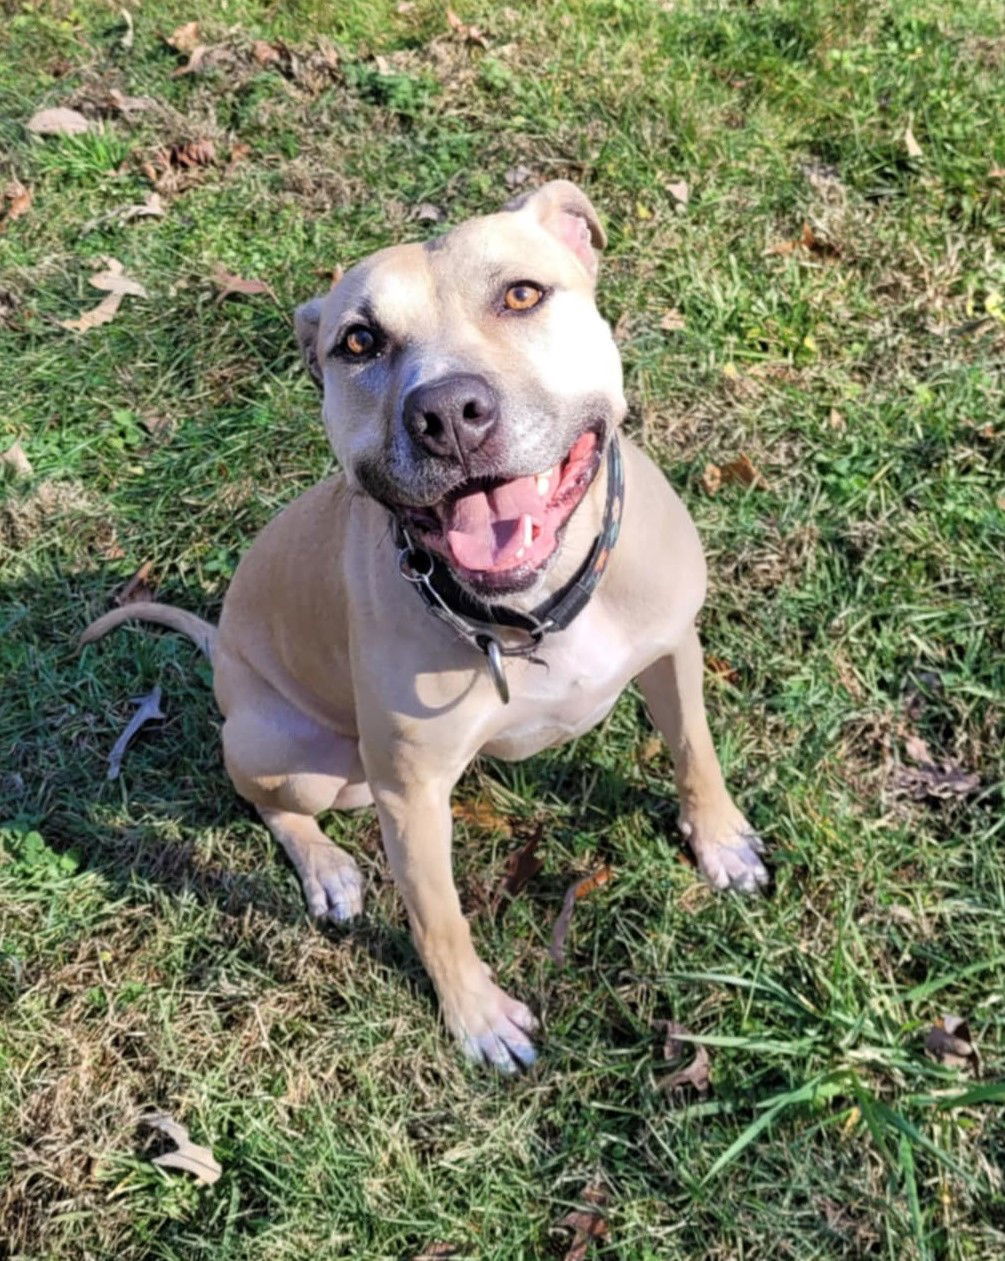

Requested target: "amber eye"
[
  {"left": 503, "top": 282, "right": 544, "bottom": 312},
  {"left": 341, "top": 325, "right": 378, "bottom": 357}
]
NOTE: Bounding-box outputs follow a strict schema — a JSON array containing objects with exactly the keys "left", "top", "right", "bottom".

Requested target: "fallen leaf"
[
  {"left": 140, "top": 413, "right": 175, "bottom": 441},
  {"left": 890, "top": 752, "right": 980, "bottom": 800},
  {"left": 225, "top": 141, "right": 251, "bottom": 175},
  {"left": 904, "top": 123, "right": 923, "bottom": 160},
  {"left": 89, "top": 256, "right": 148, "bottom": 298},
  {"left": 446, "top": 7, "right": 490, "bottom": 47},
  {"left": 550, "top": 866, "right": 613, "bottom": 965},
  {"left": 27, "top": 106, "right": 91, "bottom": 136},
  {"left": 210, "top": 265, "right": 274, "bottom": 300},
  {"left": 658, "top": 1020, "right": 711, "bottom": 1095},
  {"left": 412, "top": 1244, "right": 457, "bottom": 1259},
  {"left": 252, "top": 39, "right": 281, "bottom": 66},
  {"left": 117, "top": 560, "right": 156, "bottom": 605},
  {"left": 612, "top": 310, "right": 631, "bottom": 343},
  {"left": 659, "top": 307, "right": 686, "bottom": 332},
  {"left": 827, "top": 407, "right": 845, "bottom": 431},
  {"left": 396, "top": 1, "right": 416, "bottom": 11},
  {"left": 1, "top": 180, "right": 33, "bottom": 229},
  {"left": 638, "top": 734, "right": 663, "bottom": 763},
  {"left": 412, "top": 202, "right": 445, "bottom": 223},
  {"left": 166, "top": 20, "right": 200, "bottom": 52},
  {"left": 141, "top": 1111, "right": 221, "bottom": 1185},
  {"left": 493, "top": 824, "right": 544, "bottom": 909},
  {"left": 107, "top": 88, "right": 157, "bottom": 115},
  {"left": 61, "top": 293, "right": 122, "bottom": 331},
  {"left": 119, "top": 7, "right": 134, "bottom": 50},
  {"left": 903, "top": 733, "right": 934, "bottom": 766},
  {"left": 700, "top": 463, "right": 722, "bottom": 495},
  {"left": 705, "top": 655, "right": 739, "bottom": 685},
  {"left": 559, "top": 1183, "right": 609, "bottom": 1260},
  {"left": 666, "top": 178, "right": 689, "bottom": 207},
  {"left": 1, "top": 441, "right": 33, "bottom": 479},
  {"left": 719, "top": 453, "right": 766, "bottom": 489},
  {"left": 121, "top": 191, "right": 166, "bottom": 222},
  {"left": 925, "top": 1015, "right": 980, "bottom": 1074},
  {"left": 452, "top": 796, "right": 512, "bottom": 835},
  {"left": 172, "top": 44, "right": 210, "bottom": 76},
  {"left": 504, "top": 164, "right": 533, "bottom": 189},
  {"left": 107, "top": 686, "right": 165, "bottom": 780},
  {"left": 768, "top": 221, "right": 839, "bottom": 259},
  {"left": 990, "top": 166, "right": 1005, "bottom": 180}
]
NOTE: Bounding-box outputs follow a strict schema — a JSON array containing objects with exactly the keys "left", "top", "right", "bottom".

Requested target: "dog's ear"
[
  {"left": 294, "top": 297, "right": 324, "bottom": 388},
  {"left": 504, "top": 179, "right": 606, "bottom": 279}
]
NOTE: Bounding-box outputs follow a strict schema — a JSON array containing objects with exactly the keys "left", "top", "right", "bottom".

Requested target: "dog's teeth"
[
  {"left": 521, "top": 514, "right": 534, "bottom": 546},
  {"left": 515, "top": 546, "right": 526, "bottom": 560},
  {"left": 536, "top": 474, "right": 550, "bottom": 495}
]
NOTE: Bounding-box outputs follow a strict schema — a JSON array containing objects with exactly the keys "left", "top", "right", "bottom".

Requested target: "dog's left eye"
[
  {"left": 339, "top": 325, "right": 381, "bottom": 358},
  {"left": 503, "top": 282, "right": 545, "bottom": 312}
]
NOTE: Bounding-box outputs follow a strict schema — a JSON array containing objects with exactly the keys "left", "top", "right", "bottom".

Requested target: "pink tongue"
[{"left": 446, "top": 475, "right": 542, "bottom": 571}]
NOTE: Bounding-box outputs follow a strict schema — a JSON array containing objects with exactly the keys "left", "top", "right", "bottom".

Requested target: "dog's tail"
[{"left": 80, "top": 602, "right": 217, "bottom": 660}]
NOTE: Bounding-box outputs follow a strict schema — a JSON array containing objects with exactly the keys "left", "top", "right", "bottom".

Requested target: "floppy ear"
[
  {"left": 504, "top": 179, "right": 607, "bottom": 279},
  {"left": 294, "top": 297, "right": 324, "bottom": 387}
]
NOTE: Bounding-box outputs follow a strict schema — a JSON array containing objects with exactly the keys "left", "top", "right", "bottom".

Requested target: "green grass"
[{"left": 2, "top": 0, "right": 1004, "bottom": 1256}]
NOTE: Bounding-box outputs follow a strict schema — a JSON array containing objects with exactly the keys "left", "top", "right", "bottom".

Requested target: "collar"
[{"left": 393, "top": 434, "right": 624, "bottom": 703}]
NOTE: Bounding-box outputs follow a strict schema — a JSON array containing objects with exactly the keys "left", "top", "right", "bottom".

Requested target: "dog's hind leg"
[{"left": 222, "top": 703, "right": 368, "bottom": 922}]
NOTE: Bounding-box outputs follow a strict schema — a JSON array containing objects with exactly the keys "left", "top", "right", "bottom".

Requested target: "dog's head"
[{"left": 295, "top": 180, "right": 626, "bottom": 598}]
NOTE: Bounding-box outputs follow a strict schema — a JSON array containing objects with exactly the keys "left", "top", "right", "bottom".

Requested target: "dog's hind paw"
[{"left": 681, "top": 810, "right": 769, "bottom": 894}]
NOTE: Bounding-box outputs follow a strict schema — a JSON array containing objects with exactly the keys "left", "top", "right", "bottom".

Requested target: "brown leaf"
[
  {"left": 119, "top": 191, "right": 166, "bottom": 222},
  {"left": 720, "top": 453, "right": 766, "bottom": 489},
  {"left": 904, "top": 123, "right": 923, "bottom": 160},
  {"left": 1, "top": 441, "right": 33, "bottom": 479},
  {"left": 166, "top": 20, "right": 201, "bottom": 53},
  {"left": 925, "top": 1015, "right": 980, "bottom": 1074},
  {"left": 89, "top": 257, "right": 148, "bottom": 298},
  {"left": 891, "top": 760, "right": 980, "bottom": 800},
  {"left": 550, "top": 866, "right": 613, "bottom": 965},
  {"left": 768, "top": 222, "right": 839, "bottom": 259},
  {"left": 412, "top": 1244, "right": 457, "bottom": 1259},
  {"left": 658, "top": 1021, "right": 711, "bottom": 1095},
  {"left": 659, "top": 307, "right": 686, "bottom": 332},
  {"left": 903, "top": 733, "right": 934, "bottom": 766},
  {"left": 700, "top": 463, "right": 722, "bottom": 495},
  {"left": 445, "top": 7, "right": 490, "bottom": 47},
  {"left": 252, "top": 39, "right": 281, "bottom": 65},
  {"left": 990, "top": 166, "right": 1005, "bottom": 180},
  {"left": 396, "top": 1, "right": 417, "bottom": 12},
  {"left": 1, "top": 180, "right": 33, "bottom": 229},
  {"left": 225, "top": 142, "right": 251, "bottom": 175},
  {"left": 493, "top": 824, "right": 544, "bottom": 909},
  {"left": 666, "top": 178, "right": 689, "bottom": 207},
  {"left": 638, "top": 734, "right": 663, "bottom": 763},
  {"left": 210, "top": 265, "right": 274, "bottom": 300},
  {"left": 107, "top": 88, "right": 158, "bottom": 115},
  {"left": 116, "top": 560, "right": 156, "bottom": 606},
  {"left": 59, "top": 292, "right": 123, "bottom": 332},
  {"left": 170, "top": 138, "right": 217, "bottom": 168},
  {"left": 107, "top": 686, "right": 165, "bottom": 781},
  {"left": 559, "top": 1183, "right": 609, "bottom": 1260},
  {"left": 705, "top": 655, "right": 739, "bottom": 685},
  {"left": 27, "top": 106, "right": 91, "bottom": 136},
  {"left": 172, "top": 45, "right": 210, "bottom": 76},
  {"left": 141, "top": 1111, "right": 221, "bottom": 1185},
  {"left": 452, "top": 796, "right": 512, "bottom": 835}
]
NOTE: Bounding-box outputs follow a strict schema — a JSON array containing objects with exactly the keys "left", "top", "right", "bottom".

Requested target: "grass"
[{"left": 1, "top": 0, "right": 1004, "bottom": 1256}]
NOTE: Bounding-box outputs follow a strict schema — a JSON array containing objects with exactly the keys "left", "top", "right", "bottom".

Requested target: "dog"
[{"left": 82, "top": 181, "right": 767, "bottom": 1072}]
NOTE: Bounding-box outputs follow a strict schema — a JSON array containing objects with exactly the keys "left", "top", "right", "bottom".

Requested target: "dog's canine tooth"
[
  {"left": 536, "top": 474, "right": 550, "bottom": 495},
  {"left": 521, "top": 514, "right": 534, "bottom": 546}
]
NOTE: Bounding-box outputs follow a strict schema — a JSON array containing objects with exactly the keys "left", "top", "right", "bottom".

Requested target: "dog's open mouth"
[{"left": 403, "top": 428, "right": 603, "bottom": 588}]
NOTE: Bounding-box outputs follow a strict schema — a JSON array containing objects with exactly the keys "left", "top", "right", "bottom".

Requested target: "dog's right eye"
[{"left": 338, "top": 325, "right": 381, "bottom": 359}]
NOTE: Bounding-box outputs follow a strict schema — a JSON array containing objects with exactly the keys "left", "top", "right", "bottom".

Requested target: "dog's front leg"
[
  {"left": 364, "top": 762, "right": 538, "bottom": 1071},
  {"left": 638, "top": 623, "right": 768, "bottom": 892}
]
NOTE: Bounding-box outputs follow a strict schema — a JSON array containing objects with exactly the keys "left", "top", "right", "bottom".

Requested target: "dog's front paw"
[
  {"left": 681, "top": 809, "right": 768, "bottom": 894},
  {"left": 444, "top": 976, "right": 539, "bottom": 1073},
  {"left": 300, "top": 849, "right": 365, "bottom": 923}
]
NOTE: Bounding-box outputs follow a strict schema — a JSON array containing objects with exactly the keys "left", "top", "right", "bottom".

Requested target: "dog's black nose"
[{"left": 403, "top": 374, "right": 499, "bottom": 461}]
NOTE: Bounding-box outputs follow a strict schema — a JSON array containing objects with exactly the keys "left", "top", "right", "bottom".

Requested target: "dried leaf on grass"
[
  {"left": 211, "top": 265, "right": 274, "bottom": 301},
  {"left": 452, "top": 796, "right": 512, "bottom": 835},
  {"left": 1, "top": 442, "right": 33, "bottom": 479},
  {"left": 666, "top": 178, "right": 689, "bottom": 207},
  {"left": 493, "top": 824, "right": 544, "bottom": 910},
  {"left": 658, "top": 1020, "right": 711, "bottom": 1095},
  {"left": 559, "top": 1182, "right": 609, "bottom": 1260},
  {"left": 768, "top": 222, "right": 840, "bottom": 259},
  {"left": 925, "top": 1015, "right": 981, "bottom": 1074},
  {"left": 1, "top": 180, "right": 33, "bottom": 229},
  {"left": 659, "top": 307, "right": 686, "bottom": 331},
  {"left": 116, "top": 560, "right": 156, "bottom": 605},
  {"left": 252, "top": 39, "right": 282, "bottom": 66},
  {"left": 119, "top": 6, "right": 134, "bottom": 50},
  {"left": 904, "top": 123, "right": 923, "bottom": 159},
  {"left": 141, "top": 1112, "right": 221, "bottom": 1184},
  {"left": 701, "top": 453, "right": 766, "bottom": 495},
  {"left": 107, "top": 687, "right": 165, "bottom": 781},
  {"left": 60, "top": 257, "right": 148, "bottom": 332},
  {"left": 412, "top": 1245, "right": 458, "bottom": 1260},
  {"left": 166, "top": 21, "right": 200, "bottom": 52},
  {"left": 27, "top": 106, "right": 91, "bottom": 136},
  {"left": 445, "top": 8, "right": 490, "bottom": 47},
  {"left": 892, "top": 735, "right": 980, "bottom": 801},
  {"left": 705, "top": 655, "right": 739, "bottom": 685},
  {"left": 550, "top": 866, "right": 613, "bottom": 965}
]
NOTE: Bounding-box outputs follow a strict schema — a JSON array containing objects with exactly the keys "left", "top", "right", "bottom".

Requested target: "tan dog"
[{"left": 83, "top": 182, "right": 766, "bottom": 1071}]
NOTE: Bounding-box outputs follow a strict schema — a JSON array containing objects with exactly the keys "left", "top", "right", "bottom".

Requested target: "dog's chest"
[{"left": 479, "top": 608, "right": 650, "bottom": 760}]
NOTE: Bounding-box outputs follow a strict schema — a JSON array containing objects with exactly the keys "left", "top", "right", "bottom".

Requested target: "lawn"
[{"left": 1, "top": 0, "right": 1004, "bottom": 1256}]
